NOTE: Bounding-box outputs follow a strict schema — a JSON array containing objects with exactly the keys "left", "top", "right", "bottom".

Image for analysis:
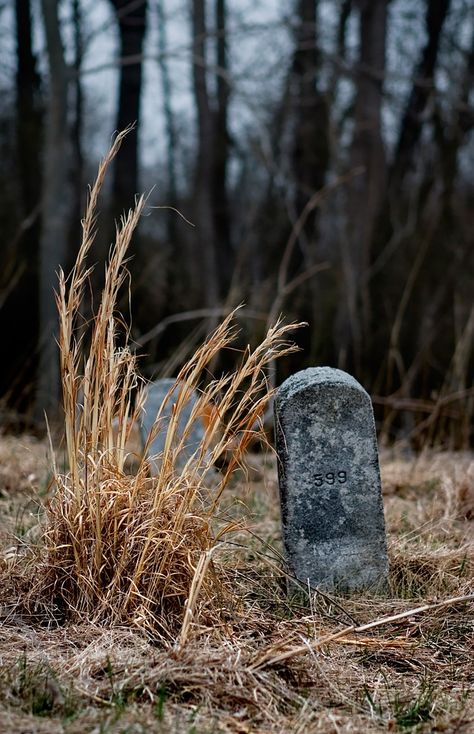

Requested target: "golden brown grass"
[{"left": 36, "top": 130, "right": 300, "bottom": 642}]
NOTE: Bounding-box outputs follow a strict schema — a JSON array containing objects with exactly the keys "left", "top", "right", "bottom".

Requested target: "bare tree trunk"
[
  {"left": 109, "top": 0, "right": 147, "bottom": 218},
  {"left": 391, "top": 0, "right": 451, "bottom": 187},
  {"left": 7, "top": 0, "right": 42, "bottom": 411},
  {"left": 288, "top": 0, "right": 329, "bottom": 362},
  {"left": 157, "top": 0, "right": 178, "bottom": 214},
  {"left": 291, "top": 0, "right": 328, "bottom": 269},
  {"left": 212, "top": 0, "right": 232, "bottom": 298},
  {"left": 340, "top": 0, "right": 387, "bottom": 372},
  {"left": 15, "top": 0, "right": 42, "bottom": 222},
  {"left": 155, "top": 0, "right": 183, "bottom": 322},
  {"left": 69, "top": 0, "right": 84, "bottom": 271},
  {"left": 36, "top": 0, "right": 72, "bottom": 420},
  {"left": 191, "top": 0, "right": 219, "bottom": 308}
]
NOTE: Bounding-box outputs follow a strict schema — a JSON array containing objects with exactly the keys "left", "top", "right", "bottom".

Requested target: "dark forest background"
[{"left": 0, "top": 0, "right": 473, "bottom": 446}]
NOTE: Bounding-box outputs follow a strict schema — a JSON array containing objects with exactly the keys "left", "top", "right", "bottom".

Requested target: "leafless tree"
[
  {"left": 36, "top": 0, "right": 73, "bottom": 419},
  {"left": 2, "top": 0, "right": 43, "bottom": 411},
  {"left": 190, "top": 0, "right": 219, "bottom": 308},
  {"left": 109, "top": 0, "right": 148, "bottom": 218},
  {"left": 341, "top": 0, "right": 388, "bottom": 371},
  {"left": 212, "top": 0, "right": 232, "bottom": 298}
]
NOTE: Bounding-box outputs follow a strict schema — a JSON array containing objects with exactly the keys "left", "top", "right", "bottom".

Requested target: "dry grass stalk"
[{"left": 41, "top": 132, "right": 301, "bottom": 643}]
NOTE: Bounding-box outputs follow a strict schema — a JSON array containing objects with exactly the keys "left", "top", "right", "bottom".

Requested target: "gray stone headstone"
[
  {"left": 274, "top": 367, "right": 388, "bottom": 592},
  {"left": 139, "top": 378, "right": 206, "bottom": 475}
]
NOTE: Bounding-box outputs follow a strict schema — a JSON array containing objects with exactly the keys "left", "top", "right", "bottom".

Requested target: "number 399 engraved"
[{"left": 314, "top": 471, "right": 347, "bottom": 486}]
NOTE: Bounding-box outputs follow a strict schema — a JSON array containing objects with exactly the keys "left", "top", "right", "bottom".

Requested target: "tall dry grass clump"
[{"left": 42, "top": 131, "right": 299, "bottom": 643}]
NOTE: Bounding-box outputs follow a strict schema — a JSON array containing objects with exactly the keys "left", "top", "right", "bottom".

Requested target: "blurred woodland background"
[{"left": 0, "top": 0, "right": 473, "bottom": 445}]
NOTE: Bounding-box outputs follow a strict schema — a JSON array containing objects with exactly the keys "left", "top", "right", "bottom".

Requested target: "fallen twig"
[{"left": 250, "top": 592, "right": 474, "bottom": 669}]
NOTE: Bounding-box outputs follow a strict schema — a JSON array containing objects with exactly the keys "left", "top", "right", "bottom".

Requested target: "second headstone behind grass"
[
  {"left": 139, "top": 378, "right": 207, "bottom": 475},
  {"left": 274, "top": 367, "right": 388, "bottom": 593}
]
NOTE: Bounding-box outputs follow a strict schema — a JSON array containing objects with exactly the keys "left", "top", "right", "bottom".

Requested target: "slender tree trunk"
[
  {"left": 291, "top": 0, "right": 328, "bottom": 265},
  {"left": 288, "top": 0, "right": 329, "bottom": 362},
  {"left": 212, "top": 0, "right": 232, "bottom": 298},
  {"left": 340, "top": 0, "right": 387, "bottom": 372},
  {"left": 9, "top": 0, "right": 42, "bottom": 411},
  {"left": 110, "top": 0, "right": 147, "bottom": 219},
  {"left": 36, "top": 0, "right": 72, "bottom": 420},
  {"left": 69, "top": 0, "right": 84, "bottom": 271},
  {"left": 191, "top": 0, "right": 219, "bottom": 308},
  {"left": 157, "top": 0, "right": 178, "bottom": 214},
  {"left": 15, "top": 0, "right": 42, "bottom": 220},
  {"left": 351, "top": 0, "right": 387, "bottom": 245},
  {"left": 155, "top": 0, "right": 181, "bottom": 320},
  {"left": 391, "top": 0, "right": 451, "bottom": 187}
]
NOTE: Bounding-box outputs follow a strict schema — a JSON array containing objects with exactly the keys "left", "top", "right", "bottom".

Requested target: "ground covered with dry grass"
[
  {"left": 0, "top": 439, "right": 473, "bottom": 734},
  {"left": 1, "top": 135, "right": 471, "bottom": 732}
]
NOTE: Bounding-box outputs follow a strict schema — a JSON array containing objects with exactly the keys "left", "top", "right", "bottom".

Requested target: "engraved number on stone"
[{"left": 315, "top": 471, "right": 347, "bottom": 486}]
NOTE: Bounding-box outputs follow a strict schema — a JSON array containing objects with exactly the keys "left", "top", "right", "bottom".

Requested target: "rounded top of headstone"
[
  {"left": 144, "top": 378, "right": 176, "bottom": 393},
  {"left": 276, "top": 367, "right": 369, "bottom": 403}
]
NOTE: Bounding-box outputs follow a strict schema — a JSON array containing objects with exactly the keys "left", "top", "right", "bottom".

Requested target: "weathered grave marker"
[
  {"left": 139, "top": 378, "right": 206, "bottom": 475},
  {"left": 274, "top": 367, "right": 388, "bottom": 592}
]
